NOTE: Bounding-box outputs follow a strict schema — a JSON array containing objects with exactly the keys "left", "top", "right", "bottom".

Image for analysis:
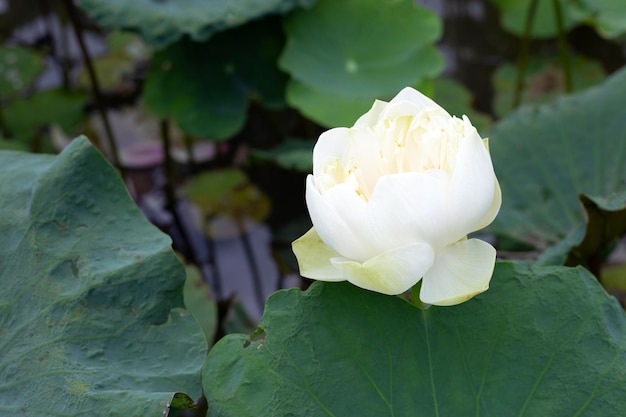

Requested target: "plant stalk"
[
  {"left": 63, "top": 0, "right": 122, "bottom": 176},
  {"left": 513, "top": 0, "right": 539, "bottom": 109},
  {"left": 552, "top": 0, "right": 572, "bottom": 92}
]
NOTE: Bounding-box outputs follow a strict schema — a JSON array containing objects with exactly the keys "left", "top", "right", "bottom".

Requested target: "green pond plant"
[{"left": 2, "top": 0, "right": 626, "bottom": 415}]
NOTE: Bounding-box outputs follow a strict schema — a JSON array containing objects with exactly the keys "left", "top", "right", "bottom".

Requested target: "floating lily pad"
[
  {"left": 0, "top": 138, "right": 206, "bottom": 416},
  {"left": 489, "top": 66, "right": 626, "bottom": 254},
  {"left": 77, "top": 0, "right": 316, "bottom": 47},
  {"left": 280, "top": 0, "right": 443, "bottom": 127},
  {"left": 143, "top": 17, "right": 287, "bottom": 141},
  {"left": 203, "top": 262, "right": 626, "bottom": 416}
]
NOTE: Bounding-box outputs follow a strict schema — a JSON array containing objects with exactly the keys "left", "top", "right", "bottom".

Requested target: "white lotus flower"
[{"left": 292, "top": 87, "right": 501, "bottom": 306}]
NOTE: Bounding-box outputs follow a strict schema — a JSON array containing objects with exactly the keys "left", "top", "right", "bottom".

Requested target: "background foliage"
[{"left": 1, "top": 0, "right": 626, "bottom": 415}]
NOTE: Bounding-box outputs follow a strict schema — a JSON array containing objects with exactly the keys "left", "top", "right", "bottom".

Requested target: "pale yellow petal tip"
[
  {"left": 421, "top": 284, "right": 490, "bottom": 307},
  {"left": 418, "top": 239, "right": 496, "bottom": 306},
  {"left": 292, "top": 227, "right": 345, "bottom": 282}
]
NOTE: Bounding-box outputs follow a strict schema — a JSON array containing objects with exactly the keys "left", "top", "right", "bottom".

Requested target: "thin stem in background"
[
  {"left": 236, "top": 218, "right": 266, "bottom": 312},
  {"left": 160, "top": 119, "right": 202, "bottom": 265},
  {"left": 46, "top": 0, "right": 73, "bottom": 91},
  {"left": 62, "top": 0, "right": 123, "bottom": 177},
  {"left": 204, "top": 219, "right": 223, "bottom": 298},
  {"left": 184, "top": 135, "right": 197, "bottom": 174},
  {"left": 552, "top": 0, "right": 572, "bottom": 92},
  {"left": 513, "top": 0, "right": 539, "bottom": 109}
]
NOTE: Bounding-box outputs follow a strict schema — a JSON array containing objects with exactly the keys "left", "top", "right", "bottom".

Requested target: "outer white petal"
[
  {"left": 292, "top": 227, "right": 344, "bottom": 281},
  {"left": 475, "top": 177, "right": 502, "bottom": 231},
  {"left": 446, "top": 127, "right": 497, "bottom": 243},
  {"left": 306, "top": 175, "right": 377, "bottom": 262},
  {"left": 312, "top": 127, "right": 349, "bottom": 175},
  {"left": 367, "top": 171, "right": 449, "bottom": 251},
  {"left": 331, "top": 241, "right": 435, "bottom": 295},
  {"left": 419, "top": 238, "right": 496, "bottom": 306},
  {"left": 380, "top": 87, "right": 448, "bottom": 121}
]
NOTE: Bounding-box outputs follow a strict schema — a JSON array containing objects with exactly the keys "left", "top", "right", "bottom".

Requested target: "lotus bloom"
[{"left": 292, "top": 87, "right": 501, "bottom": 306}]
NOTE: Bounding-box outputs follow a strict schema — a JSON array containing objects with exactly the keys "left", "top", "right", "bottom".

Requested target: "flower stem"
[{"left": 410, "top": 281, "right": 430, "bottom": 310}]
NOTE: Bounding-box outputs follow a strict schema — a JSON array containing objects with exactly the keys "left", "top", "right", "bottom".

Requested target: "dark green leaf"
[
  {"left": 280, "top": 0, "right": 443, "bottom": 127},
  {"left": 251, "top": 138, "right": 314, "bottom": 172},
  {"left": 143, "top": 18, "right": 287, "bottom": 140},
  {"left": 203, "top": 262, "right": 626, "bottom": 416},
  {"left": 0, "top": 138, "right": 206, "bottom": 416},
  {"left": 565, "top": 192, "right": 626, "bottom": 268},
  {"left": 77, "top": 0, "right": 316, "bottom": 47},
  {"left": 490, "top": 66, "right": 626, "bottom": 254}
]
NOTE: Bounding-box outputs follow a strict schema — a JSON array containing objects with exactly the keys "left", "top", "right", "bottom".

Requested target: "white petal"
[
  {"left": 367, "top": 171, "right": 449, "bottom": 251},
  {"left": 312, "top": 127, "right": 349, "bottom": 176},
  {"left": 354, "top": 99, "right": 388, "bottom": 127},
  {"left": 381, "top": 87, "right": 448, "bottom": 120},
  {"left": 292, "top": 227, "right": 344, "bottom": 281},
  {"left": 331, "top": 241, "right": 435, "bottom": 295},
  {"left": 446, "top": 128, "right": 497, "bottom": 243},
  {"left": 306, "top": 176, "right": 377, "bottom": 262},
  {"left": 475, "top": 178, "right": 502, "bottom": 230},
  {"left": 419, "top": 238, "right": 496, "bottom": 306}
]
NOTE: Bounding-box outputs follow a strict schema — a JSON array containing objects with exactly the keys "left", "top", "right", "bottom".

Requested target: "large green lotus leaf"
[
  {"left": 280, "top": 0, "right": 443, "bottom": 99},
  {"left": 287, "top": 77, "right": 436, "bottom": 128},
  {"left": 77, "top": 0, "right": 316, "bottom": 48},
  {"left": 0, "top": 138, "right": 206, "bottom": 416},
  {"left": 285, "top": 79, "right": 377, "bottom": 127},
  {"left": 488, "top": 0, "right": 586, "bottom": 39},
  {"left": 583, "top": 0, "right": 626, "bottom": 38},
  {"left": 143, "top": 17, "right": 287, "bottom": 141},
  {"left": 203, "top": 262, "right": 626, "bottom": 416},
  {"left": 489, "top": 66, "right": 626, "bottom": 252},
  {"left": 0, "top": 46, "right": 44, "bottom": 98},
  {"left": 492, "top": 54, "right": 606, "bottom": 118},
  {"left": 489, "top": 0, "right": 626, "bottom": 39}
]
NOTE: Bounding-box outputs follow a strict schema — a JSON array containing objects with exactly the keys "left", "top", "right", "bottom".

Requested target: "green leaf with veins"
[
  {"left": 0, "top": 137, "right": 206, "bottom": 416},
  {"left": 203, "top": 262, "right": 626, "bottom": 416},
  {"left": 489, "top": 66, "right": 626, "bottom": 256}
]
